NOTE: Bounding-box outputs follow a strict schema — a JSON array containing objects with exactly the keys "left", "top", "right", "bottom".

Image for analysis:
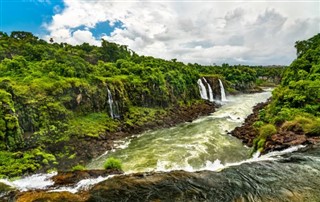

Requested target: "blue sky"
[
  {"left": 0, "top": 0, "right": 119, "bottom": 37},
  {"left": 1, "top": 0, "right": 63, "bottom": 35},
  {"left": 0, "top": 0, "right": 319, "bottom": 65}
]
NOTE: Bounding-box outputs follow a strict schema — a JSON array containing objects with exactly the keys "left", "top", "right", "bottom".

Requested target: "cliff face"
[
  {"left": 197, "top": 76, "right": 227, "bottom": 101},
  {"left": 0, "top": 74, "right": 217, "bottom": 175}
]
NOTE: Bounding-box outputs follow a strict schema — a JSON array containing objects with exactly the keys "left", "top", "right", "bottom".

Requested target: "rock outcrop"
[{"left": 230, "top": 100, "right": 320, "bottom": 153}]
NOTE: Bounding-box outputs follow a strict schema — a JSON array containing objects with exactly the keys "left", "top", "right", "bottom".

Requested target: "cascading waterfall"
[
  {"left": 218, "top": 79, "right": 227, "bottom": 102},
  {"left": 107, "top": 88, "right": 115, "bottom": 119},
  {"left": 197, "top": 78, "right": 208, "bottom": 100},
  {"left": 203, "top": 78, "right": 214, "bottom": 102}
]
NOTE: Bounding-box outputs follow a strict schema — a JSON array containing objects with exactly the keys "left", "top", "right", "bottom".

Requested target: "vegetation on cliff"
[
  {"left": 252, "top": 34, "right": 320, "bottom": 152},
  {"left": 0, "top": 31, "right": 283, "bottom": 177}
]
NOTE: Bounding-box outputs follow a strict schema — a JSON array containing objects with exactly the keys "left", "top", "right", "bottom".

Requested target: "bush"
[
  {"left": 71, "top": 164, "right": 85, "bottom": 171},
  {"left": 252, "top": 124, "right": 277, "bottom": 153},
  {"left": 259, "top": 124, "right": 277, "bottom": 139},
  {"left": 304, "top": 118, "right": 320, "bottom": 136},
  {"left": 103, "top": 157, "right": 122, "bottom": 170},
  {"left": 280, "top": 116, "right": 312, "bottom": 133},
  {"left": 253, "top": 121, "right": 264, "bottom": 128}
]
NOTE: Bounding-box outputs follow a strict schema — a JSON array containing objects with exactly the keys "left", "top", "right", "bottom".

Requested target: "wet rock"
[
  {"left": 52, "top": 169, "right": 123, "bottom": 186},
  {"left": 87, "top": 171, "right": 218, "bottom": 202},
  {"left": 16, "top": 191, "right": 87, "bottom": 202},
  {"left": 0, "top": 182, "right": 17, "bottom": 201}
]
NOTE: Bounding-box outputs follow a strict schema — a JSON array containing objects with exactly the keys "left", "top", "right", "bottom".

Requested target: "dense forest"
[
  {"left": 252, "top": 34, "right": 320, "bottom": 152},
  {"left": 0, "top": 31, "right": 283, "bottom": 177}
]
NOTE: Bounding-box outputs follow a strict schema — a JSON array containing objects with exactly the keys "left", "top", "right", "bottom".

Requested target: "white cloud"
[{"left": 44, "top": 1, "right": 320, "bottom": 65}]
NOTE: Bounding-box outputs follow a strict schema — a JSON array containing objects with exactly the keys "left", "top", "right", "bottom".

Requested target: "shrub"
[
  {"left": 103, "top": 157, "right": 122, "bottom": 170},
  {"left": 304, "top": 118, "right": 320, "bottom": 136},
  {"left": 71, "top": 164, "right": 85, "bottom": 171},
  {"left": 259, "top": 124, "right": 277, "bottom": 139},
  {"left": 253, "top": 121, "right": 264, "bottom": 128},
  {"left": 281, "top": 116, "right": 312, "bottom": 133},
  {"left": 252, "top": 124, "right": 277, "bottom": 153}
]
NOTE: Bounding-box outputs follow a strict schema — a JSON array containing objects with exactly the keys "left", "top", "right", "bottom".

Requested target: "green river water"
[
  {"left": 87, "top": 91, "right": 272, "bottom": 173},
  {"left": 2, "top": 90, "right": 320, "bottom": 202}
]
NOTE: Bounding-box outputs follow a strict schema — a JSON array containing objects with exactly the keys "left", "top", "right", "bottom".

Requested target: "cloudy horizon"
[{"left": 1, "top": 0, "right": 320, "bottom": 65}]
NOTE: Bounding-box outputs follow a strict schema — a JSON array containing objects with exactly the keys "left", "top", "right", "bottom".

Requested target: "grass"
[{"left": 67, "top": 113, "right": 120, "bottom": 137}]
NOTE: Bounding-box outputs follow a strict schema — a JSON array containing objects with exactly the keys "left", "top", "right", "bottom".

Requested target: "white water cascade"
[
  {"left": 203, "top": 78, "right": 214, "bottom": 102},
  {"left": 197, "top": 78, "right": 208, "bottom": 100},
  {"left": 107, "top": 88, "right": 115, "bottom": 119},
  {"left": 218, "top": 79, "right": 227, "bottom": 102}
]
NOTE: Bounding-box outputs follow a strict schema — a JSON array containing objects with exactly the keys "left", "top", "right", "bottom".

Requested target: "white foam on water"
[
  {"left": 155, "top": 160, "right": 194, "bottom": 172},
  {"left": 50, "top": 175, "right": 114, "bottom": 194},
  {"left": 200, "top": 145, "right": 306, "bottom": 172},
  {"left": 0, "top": 172, "right": 57, "bottom": 191},
  {"left": 153, "top": 145, "right": 305, "bottom": 173}
]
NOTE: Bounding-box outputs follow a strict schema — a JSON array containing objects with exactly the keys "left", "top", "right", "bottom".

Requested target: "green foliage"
[
  {"left": 68, "top": 113, "right": 119, "bottom": 137},
  {"left": 0, "top": 89, "right": 23, "bottom": 150},
  {"left": 254, "top": 34, "right": 320, "bottom": 151},
  {"left": 304, "top": 118, "right": 320, "bottom": 136},
  {"left": 0, "top": 148, "right": 57, "bottom": 178},
  {"left": 124, "top": 107, "right": 166, "bottom": 127},
  {"left": 259, "top": 124, "right": 277, "bottom": 139},
  {"left": 0, "top": 31, "right": 284, "bottom": 177},
  {"left": 103, "top": 157, "right": 122, "bottom": 170},
  {"left": 253, "top": 124, "right": 276, "bottom": 152},
  {"left": 253, "top": 121, "right": 264, "bottom": 129},
  {"left": 280, "top": 116, "right": 320, "bottom": 136},
  {"left": 71, "top": 164, "right": 86, "bottom": 171}
]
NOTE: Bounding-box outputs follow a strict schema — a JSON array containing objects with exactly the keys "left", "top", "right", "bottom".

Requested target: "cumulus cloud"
[{"left": 44, "top": 1, "right": 320, "bottom": 65}]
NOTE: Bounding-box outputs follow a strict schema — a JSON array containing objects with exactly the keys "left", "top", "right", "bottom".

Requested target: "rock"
[
  {"left": 52, "top": 170, "right": 123, "bottom": 186},
  {"left": 0, "top": 182, "right": 17, "bottom": 201},
  {"left": 15, "top": 191, "right": 87, "bottom": 202}
]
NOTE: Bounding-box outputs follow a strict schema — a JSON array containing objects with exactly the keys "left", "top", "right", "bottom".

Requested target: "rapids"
[
  {"left": 2, "top": 90, "right": 320, "bottom": 202},
  {"left": 87, "top": 90, "right": 272, "bottom": 173}
]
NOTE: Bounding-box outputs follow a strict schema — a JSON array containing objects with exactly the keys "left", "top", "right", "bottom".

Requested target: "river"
[
  {"left": 2, "top": 90, "right": 320, "bottom": 201},
  {"left": 87, "top": 91, "right": 272, "bottom": 172}
]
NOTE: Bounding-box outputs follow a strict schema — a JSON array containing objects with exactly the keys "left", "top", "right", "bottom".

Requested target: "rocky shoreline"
[
  {"left": 230, "top": 100, "right": 269, "bottom": 148},
  {"left": 230, "top": 100, "right": 320, "bottom": 153}
]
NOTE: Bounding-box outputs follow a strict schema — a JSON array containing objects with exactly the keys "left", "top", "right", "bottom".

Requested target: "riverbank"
[
  {"left": 230, "top": 100, "right": 320, "bottom": 153},
  {"left": 57, "top": 101, "right": 217, "bottom": 170}
]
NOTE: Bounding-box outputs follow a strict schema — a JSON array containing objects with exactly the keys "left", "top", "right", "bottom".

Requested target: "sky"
[{"left": 1, "top": 0, "right": 320, "bottom": 65}]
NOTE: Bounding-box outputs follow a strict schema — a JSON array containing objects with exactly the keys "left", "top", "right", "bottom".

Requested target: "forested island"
[{"left": 0, "top": 32, "right": 320, "bottom": 201}]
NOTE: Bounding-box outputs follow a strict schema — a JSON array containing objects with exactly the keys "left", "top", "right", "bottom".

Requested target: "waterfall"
[
  {"left": 197, "top": 78, "right": 208, "bottom": 100},
  {"left": 107, "top": 88, "right": 114, "bottom": 119},
  {"left": 203, "top": 78, "right": 214, "bottom": 102},
  {"left": 218, "top": 79, "right": 227, "bottom": 102}
]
